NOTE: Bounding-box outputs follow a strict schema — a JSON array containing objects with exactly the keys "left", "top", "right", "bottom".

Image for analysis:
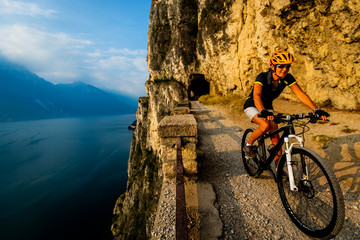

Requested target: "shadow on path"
[
  {"left": 191, "top": 101, "right": 359, "bottom": 240},
  {"left": 191, "top": 101, "right": 247, "bottom": 239},
  {"left": 324, "top": 134, "right": 360, "bottom": 200}
]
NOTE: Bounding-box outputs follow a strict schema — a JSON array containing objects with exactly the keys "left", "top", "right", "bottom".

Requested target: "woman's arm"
[
  {"left": 289, "top": 83, "right": 317, "bottom": 110},
  {"left": 253, "top": 83, "right": 265, "bottom": 112},
  {"left": 253, "top": 83, "right": 274, "bottom": 120},
  {"left": 290, "top": 83, "right": 327, "bottom": 121}
]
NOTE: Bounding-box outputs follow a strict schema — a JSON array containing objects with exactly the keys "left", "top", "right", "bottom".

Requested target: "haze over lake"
[{"left": 0, "top": 114, "right": 134, "bottom": 240}]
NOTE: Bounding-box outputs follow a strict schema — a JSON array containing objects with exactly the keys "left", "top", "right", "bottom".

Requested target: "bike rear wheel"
[
  {"left": 241, "top": 128, "right": 265, "bottom": 177},
  {"left": 277, "top": 147, "right": 344, "bottom": 239}
]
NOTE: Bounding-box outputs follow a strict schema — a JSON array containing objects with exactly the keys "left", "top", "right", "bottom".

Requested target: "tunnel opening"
[{"left": 189, "top": 74, "right": 209, "bottom": 100}]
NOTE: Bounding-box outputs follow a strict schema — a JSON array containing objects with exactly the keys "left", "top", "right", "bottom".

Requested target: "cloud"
[
  {"left": 98, "top": 56, "right": 132, "bottom": 70},
  {"left": 107, "top": 48, "right": 147, "bottom": 56},
  {"left": 0, "top": 24, "right": 148, "bottom": 96},
  {"left": 0, "top": 0, "right": 57, "bottom": 18},
  {"left": 95, "top": 55, "right": 147, "bottom": 72},
  {"left": 89, "top": 70, "right": 148, "bottom": 96},
  {"left": 132, "top": 57, "right": 148, "bottom": 72},
  {"left": 88, "top": 53, "right": 148, "bottom": 95},
  {"left": 0, "top": 24, "right": 92, "bottom": 80}
]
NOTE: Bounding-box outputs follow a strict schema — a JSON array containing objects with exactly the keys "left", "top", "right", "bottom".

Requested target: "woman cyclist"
[{"left": 243, "top": 50, "right": 328, "bottom": 169}]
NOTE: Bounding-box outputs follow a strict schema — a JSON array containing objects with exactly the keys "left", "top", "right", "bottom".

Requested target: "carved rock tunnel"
[{"left": 189, "top": 74, "right": 210, "bottom": 100}]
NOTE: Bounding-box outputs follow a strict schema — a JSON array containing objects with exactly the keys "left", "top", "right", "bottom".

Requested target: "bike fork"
[{"left": 284, "top": 135, "right": 304, "bottom": 191}]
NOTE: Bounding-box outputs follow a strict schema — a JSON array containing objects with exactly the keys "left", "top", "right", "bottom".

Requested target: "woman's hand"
[
  {"left": 314, "top": 109, "right": 329, "bottom": 122},
  {"left": 261, "top": 110, "right": 274, "bottom": 121}
]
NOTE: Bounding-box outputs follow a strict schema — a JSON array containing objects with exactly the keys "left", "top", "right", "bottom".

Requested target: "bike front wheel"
[
  {"left": 241, "top": 128, "right": 265, "bottom": 177},
  {"left": 277, "top": 147, "right": 344, "bottom": 239}
]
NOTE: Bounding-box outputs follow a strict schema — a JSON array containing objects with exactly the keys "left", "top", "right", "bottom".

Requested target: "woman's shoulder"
[
  {"left": 257, "top": 70, "right": 271, "bottom": 77},
  {"left": 255, "top": 70, "right": 272, "bottom": 86},
  {"left": 283, "top": 73, "right": 296, "bottom": 86},
  {"left": 256, "top": 70, "right": 271, "bottom": 80},
  {"left": 284, "top": 73, "right": 296, "bottom": 81}
]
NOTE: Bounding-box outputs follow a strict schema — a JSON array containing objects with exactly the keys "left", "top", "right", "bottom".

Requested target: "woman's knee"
[{"left": 258, "top": 121, "right": 271, "bottom": 133}]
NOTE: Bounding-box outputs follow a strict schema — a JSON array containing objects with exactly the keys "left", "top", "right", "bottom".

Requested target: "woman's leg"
[
  {"left": 268, "top": 121, "right": 281, "bottom": 168},
  {"left": 247, "top": 115, "right": 281, "bottom": 168},
  {"left": 247, "top": 114, "right": 271, "bottom": 145}
]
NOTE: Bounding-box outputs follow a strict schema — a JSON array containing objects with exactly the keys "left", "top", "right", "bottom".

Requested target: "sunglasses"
[{"left": 276, "top": 64, "right": 291, "bottom": 69}]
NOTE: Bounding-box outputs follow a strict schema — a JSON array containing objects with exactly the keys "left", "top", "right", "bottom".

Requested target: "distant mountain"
[{"left": 0, "top": 58, "right": 138, "bottom": 122}]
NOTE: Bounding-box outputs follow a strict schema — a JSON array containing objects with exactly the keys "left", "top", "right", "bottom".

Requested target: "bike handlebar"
[{"left": 258, "top": 112, "right": 329, "bottom": 124}]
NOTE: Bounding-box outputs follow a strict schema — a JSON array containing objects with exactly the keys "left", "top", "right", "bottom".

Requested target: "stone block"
[
  {"left": 160, "top": 137, "right": 177, "bottom": 148},
  {"left": 182, "top": 148, "right": 197, "bottom": 160},
  {"left": 159, "top": 144, "right": 177, "bottom": 159},
  {"left": 177, "top": 99, "right": 189, "bottom": 107},
  {"left": 158, "top": 114, "right": 197, "bottom": 138},
  {"left": 160, "top": 137, "right": 197, "bottom": 148},
  {"left": 174, "top": 106, "right": 190, "bottom": 115},
  {"left": 183, "top": 159, "right": 198, "bottom": 175},
  {"left": 159, "top": 141, "right": 197, "bottom": 161},
  {"left": 162, "top": 161, "right": 176, "bottom": 181},
  {"left": 160, "top": 150, "right": 177, "bottom": 162},
  {"left": 183, "top": 136, "right": 197, "bottom": 143},
  {"left": 183, "top": 141, "right": 197, "bottom": 152}
]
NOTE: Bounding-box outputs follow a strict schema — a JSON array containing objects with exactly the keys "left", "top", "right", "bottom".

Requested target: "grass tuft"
[
  {"left": 198, "top": 94, "right": 246, "bottom": 108},
  {"left": 341, "top": 126, "right": 357, "bottom": 133},
  {"left": 312, "top": 135, "right": 334, "bottom": 148}
]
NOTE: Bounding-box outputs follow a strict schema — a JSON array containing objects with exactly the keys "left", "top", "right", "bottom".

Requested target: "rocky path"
[{"left": 191, "top": 101, "right": 360, "bottom": 240}]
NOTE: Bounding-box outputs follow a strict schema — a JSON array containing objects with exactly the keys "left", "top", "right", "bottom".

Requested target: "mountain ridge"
[{"left": 0, "top": 58, "right": 138, "bottom": 122}]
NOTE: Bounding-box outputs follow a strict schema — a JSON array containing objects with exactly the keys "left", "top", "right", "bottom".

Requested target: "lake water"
[{"left": 0, "top": 115, "right": 135, "bottom": 240}]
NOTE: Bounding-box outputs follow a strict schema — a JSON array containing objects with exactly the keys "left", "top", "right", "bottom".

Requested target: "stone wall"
[
  {"left": 111, "top": 80, "right": 189, "bottom": 239},
  {"left": 148, "top": 0, "right": 360, "bottom": 110},
  {"left": 158, "top": 113, "right": 198, "bottom": 181}
]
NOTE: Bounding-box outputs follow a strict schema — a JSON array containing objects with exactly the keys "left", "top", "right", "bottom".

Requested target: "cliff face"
[
  {"left": 111, "top": 80, "right": 187, "bottom": 239},
  {"left": 113, "top": 1, "right": 359, "bottom": 239},
  {"left": 148, "top": 0, "right": 360, "bottom": 110}
]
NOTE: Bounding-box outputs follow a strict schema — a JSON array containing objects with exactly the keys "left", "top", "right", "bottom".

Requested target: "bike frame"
[
  {"left": 243, "top": 112, "right": 345, "bottom": 239},
  {"left": 258, "top": 123, "right": 304, "bottom": 191}
]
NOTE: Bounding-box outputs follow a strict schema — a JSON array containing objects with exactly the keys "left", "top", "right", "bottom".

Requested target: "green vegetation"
[
  {"left": 312, "top": 135, "right": 334, "bottom": 149},
  {"left": 198, "top": 94, "right": 246, "bottom": 110},
  {"left": 341, "top": 126, "right": 357, "bottom": 133},
  {"left": 112, "top": 138, "right": 161, "bottom": 240}
]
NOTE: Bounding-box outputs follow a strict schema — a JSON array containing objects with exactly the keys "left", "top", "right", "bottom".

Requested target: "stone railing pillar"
[
  {"left": 174, "top": 100, "right": 190, "bottom": 115},
  {"left": 158, "top": 114, "right": 197, "bottom": 181}
]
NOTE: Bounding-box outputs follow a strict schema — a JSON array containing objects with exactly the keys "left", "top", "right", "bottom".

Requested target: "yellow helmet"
[{"left": 270, "top": 50, "right": 295, "bottom": 65}]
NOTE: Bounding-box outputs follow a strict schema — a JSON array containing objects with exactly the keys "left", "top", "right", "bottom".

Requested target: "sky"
[{"left": 0, "top": 0, "right": 151, "bottom": 97}]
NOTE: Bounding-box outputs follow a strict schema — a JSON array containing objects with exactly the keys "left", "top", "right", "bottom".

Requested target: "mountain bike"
[{"left": 241, "top": 113, "right": 345, "bottom": 239}]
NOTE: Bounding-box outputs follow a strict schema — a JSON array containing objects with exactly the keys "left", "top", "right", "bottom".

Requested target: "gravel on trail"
[{"left": 191, "top": 100, "right": 360, "bottom": 240}]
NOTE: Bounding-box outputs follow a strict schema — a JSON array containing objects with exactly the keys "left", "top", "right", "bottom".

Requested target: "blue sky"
[{"left": 0, "top": 0, "right": 151, "bottom": 96}]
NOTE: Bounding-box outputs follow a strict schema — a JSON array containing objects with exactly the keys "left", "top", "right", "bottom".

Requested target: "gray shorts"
[{"left": 244, "top": 107, "right": 274, "bottom": 121}]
